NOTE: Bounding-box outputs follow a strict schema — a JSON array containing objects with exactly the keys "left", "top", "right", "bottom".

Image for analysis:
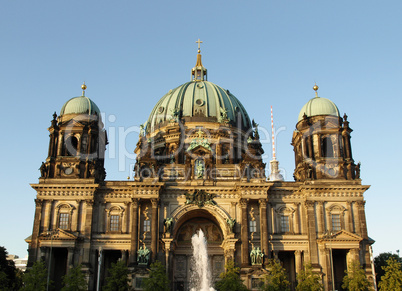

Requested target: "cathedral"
[{"left": 27, "top": 43, "right": 374, "bottom": 291}]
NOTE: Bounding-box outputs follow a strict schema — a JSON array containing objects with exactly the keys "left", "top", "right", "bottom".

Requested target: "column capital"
[
  {"left": 35, "top": 199, "right": 44, "bottom": 207},
  {"left": 85, "top": 200, "right": 94, "bottom": 206},
  {"left": 355, "top": 200, "right": 366, "bottom": 207},
  {"left": 131, "top": 198, "right": 139, "bottom": 208},
  {"left": 305, "top": 200, "right": 315, "bottom": 208},
  {"left": 151, "top": 198, "right": 159, "bottom": 208},
  {"left": 258, "top": 198, "right": 267, "bottom": 207},
  {"left": 239, "top": 198, "right": 249, "bottom": 208}
]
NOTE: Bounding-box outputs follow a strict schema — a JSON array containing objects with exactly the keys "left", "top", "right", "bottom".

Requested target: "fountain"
[{"left": 190, "top": 229, "right": 216, "bottom": 291}]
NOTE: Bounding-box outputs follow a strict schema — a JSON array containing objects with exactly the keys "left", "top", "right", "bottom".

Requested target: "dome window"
[{"left": 321, "top": 136, "right": 334, "bottom": 158}]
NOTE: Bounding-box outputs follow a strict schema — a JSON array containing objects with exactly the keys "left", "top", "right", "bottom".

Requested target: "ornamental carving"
[{"left": 185, "top": 190, "right": 216, "bottom": 208}]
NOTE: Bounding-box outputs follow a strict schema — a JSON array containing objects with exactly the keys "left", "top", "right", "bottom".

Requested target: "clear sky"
[{"left": 1, "top": 0, "right": 401, "bottom": 258}]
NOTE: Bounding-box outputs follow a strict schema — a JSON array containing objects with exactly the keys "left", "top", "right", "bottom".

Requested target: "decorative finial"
[
  {"left": 313, "top": 83, "right": 319, "bottom": 97},
  {"left": 81, "top": 82, "right": 87, "bottom": 96},
  {"left": 196, "top": 38, "right": 203, "bottom": 53}
]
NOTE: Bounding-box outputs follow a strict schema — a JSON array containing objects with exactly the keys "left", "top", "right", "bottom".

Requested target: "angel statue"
[{"left": 219, "top": 107, "right": 228, "bottom": 123}]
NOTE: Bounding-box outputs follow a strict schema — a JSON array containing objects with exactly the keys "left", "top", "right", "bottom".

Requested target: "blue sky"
[{"left": 1, "top": 0, "right": 401, "bottom": 258}]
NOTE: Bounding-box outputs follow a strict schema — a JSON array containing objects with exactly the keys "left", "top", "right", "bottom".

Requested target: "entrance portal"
[{"left": 173, "top": 216, "right": 225, "bottom": 290}]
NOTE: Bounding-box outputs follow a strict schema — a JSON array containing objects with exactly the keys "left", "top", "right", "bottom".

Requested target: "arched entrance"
[{"left": 171, "top": 208, "right": 226, "bottom": 291}]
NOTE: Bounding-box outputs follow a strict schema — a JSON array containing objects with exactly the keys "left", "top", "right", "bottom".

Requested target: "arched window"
[
  {"left": 56, "top": 203, "right": 74, "bottom": 230},
  {"left": 64, "top": 136, "right": 78, "bottom": 156},
  {"left": 321, "top": 136, "right": 334, "bottom": 158}
]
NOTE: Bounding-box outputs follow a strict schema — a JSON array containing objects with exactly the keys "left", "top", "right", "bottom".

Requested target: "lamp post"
[
  {"left": 324, "top": 231, "right": 335, "bottom": 291},
  {"left": 45, "top": 230, "right": 58, "bottom": 291}
]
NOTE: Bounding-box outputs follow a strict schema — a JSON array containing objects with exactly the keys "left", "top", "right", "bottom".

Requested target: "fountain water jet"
[{"left": 190, "top": 229, "right": 215, "bottom": 291}]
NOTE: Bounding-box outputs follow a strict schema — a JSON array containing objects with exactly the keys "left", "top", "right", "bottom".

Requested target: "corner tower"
[
  {"left": 292, "top": 84, "right": 357, "bottom": 181},
  {"left": 41, "top": 83, "right": 107, "bottom": 182}
]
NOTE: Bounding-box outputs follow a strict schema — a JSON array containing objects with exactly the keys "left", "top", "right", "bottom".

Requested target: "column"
[
  {"left": 294, "top": 203, "right": 300, "bottom": 234},
  {"left": 74, "top": 200, "right": 81, "bottom": 232},
  {"left": 151, "top": 199, "right": 159, "bottom": 261},
  {"left": 57, "top": 132, "right": 64, "bottom": 156},
  {"left": 305, "top": 201, "right": 319, "bottom": 264},
  {"left": 353, "top": 202, "right": 361, "bottom": 235},
  {"left": 129, "top": 199, "right": 139, "bottom": 265},
  {"left": 82, "top": 200, "right": 94, "bottom": 266},
  {"left": 294, "top": 250, "right": 303, "bottom": 274},
  {"left": 121, "top": 250, "right": 128, "bottom": 264},
  {"left": 267, "top": 203, "right": 272, "bottom": 234},
  {"left": 28, "top": 199, "right": 43, "bottom": 266},
  {"left": 345, "top": 201, "right": 353, "bottom": 233},
  {"left": 67, "top": 247, "right": 75, "bottom": 269},
  {"left": 43, "top": 200, "right": 52, "bottom": 231},
  {"left": 259, "top": 199, "right": 269, "bottom": 258},
  {"left": 357, "top": 201, "right": 368, "bottom": 239},
  {"left": 347, "top": 248, "right": 360, "bottom": 270},
  {"left": 216, "top": 143, "right": 222, "bottom": 165},
  {"left": 270, "top": 203, "right": 276, "bottom": 234},
  {"left": 240, "top": 199, "right": 249, "bottom": 266},
  {"left": 317, "top": 201, "right": 324, "bottom": 234}
]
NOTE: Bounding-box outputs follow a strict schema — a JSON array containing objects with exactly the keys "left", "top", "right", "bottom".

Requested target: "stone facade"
[{"left": 27, "top": 52, "right": 374, "bottom": 291}]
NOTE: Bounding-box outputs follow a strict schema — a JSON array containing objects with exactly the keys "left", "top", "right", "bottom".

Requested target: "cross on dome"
[{"left": 196, "top": 38, "right": 203, "bottom": 52}]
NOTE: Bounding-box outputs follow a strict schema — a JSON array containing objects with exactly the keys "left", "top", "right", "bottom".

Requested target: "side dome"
[
  {"left": 297, "top": 85, "right": 340, "bottom": 122},
  {"left": 146, "top": 80, "right": 252, "bottom": 133},
  {"left": 60, "top": 96, "right": 101, "bottom": 116}
]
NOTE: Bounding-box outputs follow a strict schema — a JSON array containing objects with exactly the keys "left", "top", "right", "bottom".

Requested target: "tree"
[
  {"left": 22, "top": 260, "right": 49, "bottom": 291},
  {"left": 260, "top": 259, "right": 290, "bottom": 291},
  {"left": 142, "top": 260, "right": 170, "bottom": 291},
  {"left": 374, "top": 252, "right": 402, "bottom": 287},
  {"left": 342, "top": 260, "right": 371, "bottom": 291},
  {"left": 215, "top": 260, "right": 249, "bottom": 291},
  {"left": 61, "top": 264, "right": 87, "bottom": 291},
  {"left": 103, "top": 260, "right": 129, "bottom": 291},
  {"left": 378, "top": 257, "right": 402, "bottom": 290},
  {"left": 0, "top": 246, "right": 18, "bottom": 290},
  {"left": 296, "top": 262, "right": 323, "bottom": 291}
]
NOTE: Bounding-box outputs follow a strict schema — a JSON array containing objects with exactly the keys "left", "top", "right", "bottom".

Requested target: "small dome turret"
[
  {"left": 297, "top": 84, "right": 340, "bottom": 122},
  {"left": 60, "top": 82, "right": 101, "bottom": 116}
]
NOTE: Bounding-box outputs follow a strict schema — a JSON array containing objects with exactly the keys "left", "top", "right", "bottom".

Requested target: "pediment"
[
  {"left": 39, "top": 229, "right": 78, "bottom": 241},
  {"left": 190, "top": 145, "right": 212, "bottom": 155},
  {"left": 320, "top": 230, "right": 362, "bottom": 243},
  {"left": 60, "top": 119, "right": 86, "bottom": 128}
]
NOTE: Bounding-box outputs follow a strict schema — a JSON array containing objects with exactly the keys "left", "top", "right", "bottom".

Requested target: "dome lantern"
[{"left": 191, "top": 39, "right": 207, "bottom": 81}]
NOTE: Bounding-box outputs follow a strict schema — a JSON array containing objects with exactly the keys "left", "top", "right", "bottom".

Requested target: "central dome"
[{"left": 146, "top": 81, "right": 251, "bottom": 133}]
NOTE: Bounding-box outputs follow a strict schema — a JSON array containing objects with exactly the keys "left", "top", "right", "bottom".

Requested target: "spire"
[
  {"left": 81, "top": 82, "right": 87, "bottom": 96},
  {"left": 191, "top": 39, "right": 207, "bottom": 81},
  {"left": 268, "top": 106, "right": 284, "bottom": 181}
]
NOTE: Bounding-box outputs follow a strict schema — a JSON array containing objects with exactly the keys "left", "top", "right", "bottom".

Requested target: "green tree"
[
  {"left": 378, "top": 257, "right": 402, "bottom": 290},
  {"left": 22, "top": 260, "right": 49, "bottom": 291},
  {"left": 103, "top": 260, "right": 129, "bottom": 291},
  {"left": 215, "top": 260, "right": 249, "bottom": 291},
  {"left": 142, "top": 260, "right": 170, "bottom": 291},
  {"left": 374, "top": 252, "right": 402, "bottom": 287},
  {"left": 61, "top": 264, "right": 87, "bottom": 291},
  {"left": 260, "top": 259, "right": 290, "bottom": 291},
  {"left": 296, "top": 262, "right": 323, "bottom": 291},
  {"left": 0, "top": 246, "right": 18, "bottom": 290},
  {"left": 342, "top": 260, "right": 371, "bottom": 291}
]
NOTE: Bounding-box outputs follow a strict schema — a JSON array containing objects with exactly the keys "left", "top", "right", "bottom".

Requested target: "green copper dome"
[
  {"left": 298, "top": 96, "right": 340, "bottom": 122},
  {"left": 146, "top": 80, "right": 252, "bottom": 133},
  {"left": 60, "top": 96, "right": 101, "bottom": 116}
]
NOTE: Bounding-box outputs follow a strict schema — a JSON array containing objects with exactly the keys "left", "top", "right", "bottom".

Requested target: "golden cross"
[{"left": 196, "top": 38, "right": 203, "bottom": 50}]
